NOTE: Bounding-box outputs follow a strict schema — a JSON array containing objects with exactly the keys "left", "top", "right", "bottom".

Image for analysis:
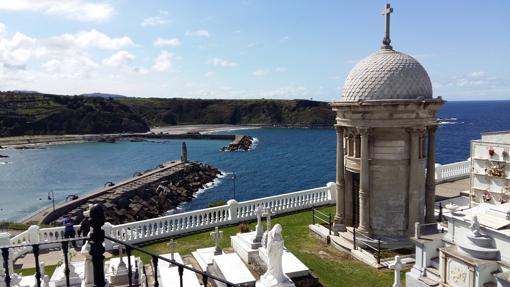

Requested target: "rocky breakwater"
[
  {"left": 51, "top": 161, "right": 221, "bottom": 225},
  {"left": 222, "top": 135, "right": 254, "bottom": 151}
]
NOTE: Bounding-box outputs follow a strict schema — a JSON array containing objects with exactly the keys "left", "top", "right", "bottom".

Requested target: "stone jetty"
[
  {"left": 222, "top": 135, "right": 254, "bottom": 151},
  {"left": 25, "top": 160, "right": 221, "bottom": 225}
]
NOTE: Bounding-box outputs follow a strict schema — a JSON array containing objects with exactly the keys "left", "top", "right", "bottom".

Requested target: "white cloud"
[
  {"left": 0, "top": 0, "right": 114, "bottom": 22},
  {"left": 153, "top": 37, "right": 181, "bottom": 47},
  {"left": 259, "top": 86, "right": 310, "bottom": 99},
  {"left": 207, "top": 58, "right": 238, "bottom": 68},
  {"left": 42, "top": 55, "right": 99, "bottom": 78},
  {"left": 0, "top": 28, "right": 135, "bottom": 84},
  {"left": 253, "top": 69, "right": 270, "bottom": 76},
  {"left": 0, "top": 32, "right": 37, "bottom": 68},
  {"left": 205, "top": 71, "right": 213, "bottom": 77},
  {"left": 467, "top": 71, "right": 485, "bottom": 78},
  {"left": 102, "top": 51, "right": 135, "bottom": 68},
  {"left": 252, "top": 67, "right": 287, "bottom": 76},
  {"left": 141, "top": 16, "right": 169, "bottom": 27},
  {"left": 186, "top": 30, "right": 210, "bottom": 38},
  {"left": 152, "top": 51, "right": 173, "bottom": 72},
  {"left": 49, "top": 29, "right": 134, "bottom": 50},
  {"left": 0, "top": 23, "right": 6, "bottom": 34}
]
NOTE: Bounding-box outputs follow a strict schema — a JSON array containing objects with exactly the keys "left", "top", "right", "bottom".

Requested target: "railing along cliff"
[{"left": 7, "top": 183, "right": 336, "bottom": 257}]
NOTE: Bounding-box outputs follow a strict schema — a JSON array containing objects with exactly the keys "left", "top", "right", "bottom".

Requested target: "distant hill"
[
  {"left": 120, "top": 97, "right": 335, "bottom": 127},
  {"left": 80, "top": 92, "right": 127, "bottom": 99},
  {"left": 0, "top": 92, "right": 335, "bottom": 136},
  {"left": 0, "top": 92, "right": 148, "bottom": 136}
]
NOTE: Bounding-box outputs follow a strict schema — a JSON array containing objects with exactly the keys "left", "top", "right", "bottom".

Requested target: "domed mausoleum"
[{"left": 330, "top": 4, "right": 444, "bottom": 244}]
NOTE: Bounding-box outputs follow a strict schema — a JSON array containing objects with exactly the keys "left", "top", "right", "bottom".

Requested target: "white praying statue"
[
  {"left": 257, "top": 224, "right": 295, "bottom": 287},
  {"left": 80, "top": 239, "right": 94, "bottom": 287}
]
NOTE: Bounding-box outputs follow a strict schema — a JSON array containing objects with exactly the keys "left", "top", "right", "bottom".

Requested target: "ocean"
[{"left": 1, "top": 100, "right": 509, "bottom": 221}]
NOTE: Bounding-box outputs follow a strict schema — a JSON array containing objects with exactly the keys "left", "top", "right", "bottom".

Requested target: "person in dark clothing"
[
  {"left": 78, "top": 210, "right": 91, "bottom": 245},
  {"left": 63, "top": 214, "right": 77, "bottom": 248}
]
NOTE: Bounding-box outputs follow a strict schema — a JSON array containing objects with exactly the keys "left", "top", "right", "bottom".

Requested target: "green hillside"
[{"left": 0, "top": 92, "right": 335, "bottom": 136}]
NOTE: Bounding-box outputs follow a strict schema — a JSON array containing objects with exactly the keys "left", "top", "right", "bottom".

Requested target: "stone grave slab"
[
  {"left": 160, "top": 252, "right": 184, "bottom": 265},
  {"left": 50, "top": 261, "right": 84, "bottom": 287},
  {"left": 231, "top": 231, "right": 262, "bottom": 264},
  {"left": 210, "top": 253, "right": 255, "bottom": 287},
  {"left": 191, "top": 247, "right": 224, "bottom": 271},
  {"left": 158, "top": 263, "right": 201, "bottom": 287},
  {"left": 259, "top": 248, "right": 309, "bottom": 278}
]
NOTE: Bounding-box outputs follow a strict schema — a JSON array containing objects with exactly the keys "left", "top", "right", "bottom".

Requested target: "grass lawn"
[
  {"left": 134, "top": 206, "right": 403, "bottom": 287},
  {"left": 19, "top": 264, "right": 57, "bottom": 277}
]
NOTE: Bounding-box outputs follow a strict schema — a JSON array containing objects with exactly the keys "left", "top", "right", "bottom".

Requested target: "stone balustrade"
[
  {"left": 435, "top": 160, "right": 471, "bottom": 183},
  {"left": 7, "top": 182, "right": 336, "bottom": 258}
]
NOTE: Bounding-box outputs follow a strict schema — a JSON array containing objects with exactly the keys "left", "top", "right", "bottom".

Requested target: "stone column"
[
  {"left": 408, "top": 128, "right": 422, "bottom": 234},
  {"left": 333, "top": 126, "right": 346, "bottom": 233},
  {"left": 425, "top": 126, "right": 437, "bottom": 223},
  {"left": 358, "top": 127, "right": 370, "bottom": 234}
]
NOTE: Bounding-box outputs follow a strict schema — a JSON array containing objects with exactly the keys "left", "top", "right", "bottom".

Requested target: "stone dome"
[{"left": 342, "top": 48, "right": 432, "bottom": 101}]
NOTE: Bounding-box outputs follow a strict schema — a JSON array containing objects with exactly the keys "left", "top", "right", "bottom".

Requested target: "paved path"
[
  {"left": 15, "top": 247, "right": 113, "bottom": 269},
  {"left": 435, "top": 178, "right": 470, "bottom": 201}
]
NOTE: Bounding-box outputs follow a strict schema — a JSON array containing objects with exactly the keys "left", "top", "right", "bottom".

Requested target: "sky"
[{"left": 0, "top": 0, "right": 508, "bottom": 101}]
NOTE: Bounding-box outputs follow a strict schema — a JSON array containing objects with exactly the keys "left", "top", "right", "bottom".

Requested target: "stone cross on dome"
[{"left": 381, "top": 3, "right": 394, "bottom": 49}]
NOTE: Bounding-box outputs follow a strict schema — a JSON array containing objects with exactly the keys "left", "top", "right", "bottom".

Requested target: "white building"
[{"left": 407, "top": 131, "right": 510, "bottom": 287}]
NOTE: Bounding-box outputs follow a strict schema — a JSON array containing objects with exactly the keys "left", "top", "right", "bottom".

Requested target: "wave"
[
  {"left": 439, "top": 121, "right": 464, "bottom": 125},
  {"left": 163, "top": 171, "right": 225, "bottom": 215},
  {"left": 250, "top": 137, "right": 259, "bottom": 150},
  {"left": 0, "top": 161, "right": 11, "bottom": 165}
]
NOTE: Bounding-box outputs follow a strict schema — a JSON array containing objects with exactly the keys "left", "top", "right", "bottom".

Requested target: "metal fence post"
[
  {"left": 353, "top": 228, "right": 357, "bottom": 250},
  {"left": 328, "top": 212, "right": 332, "bottom": 236},
  {"left": 438, "top": 203, "right": 443, "bottom": 222},
  {"left": 90, "top": 204, "right": 106, "bottom": 287}
]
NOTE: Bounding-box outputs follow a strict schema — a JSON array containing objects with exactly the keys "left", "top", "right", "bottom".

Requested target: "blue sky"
[{"left": 0, "top": 0, "right": 508, "bottom": 101}]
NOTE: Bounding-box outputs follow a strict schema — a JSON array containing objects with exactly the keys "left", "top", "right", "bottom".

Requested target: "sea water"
[{"left": 1, "top": 101, "right": 509, "bottom": 221}]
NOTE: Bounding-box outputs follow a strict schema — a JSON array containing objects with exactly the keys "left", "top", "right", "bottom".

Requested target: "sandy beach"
[
  {"left": 0, "top": 124, "right": 260, "bottom": 149},
  {"left": 150, "top": 124, "right": 261, "bottom": 134}
]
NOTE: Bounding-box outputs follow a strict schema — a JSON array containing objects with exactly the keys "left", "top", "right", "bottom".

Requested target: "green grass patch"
[
  {"left": 19, "top": 264, "right": 58, "bottom": 277},
  {"left": 134, "top": 206, "right": 400, "bottom": 287}
]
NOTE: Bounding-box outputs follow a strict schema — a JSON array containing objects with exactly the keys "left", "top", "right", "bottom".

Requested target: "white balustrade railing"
[
  {"left": 435, "top": 160, "right": 471, "bottom": 183},
  {"left": 6, "top": 182, "right": 335, "bottom": 256},
  {"left": 107, "top": 183, "right": 335, "bottom": 245}
]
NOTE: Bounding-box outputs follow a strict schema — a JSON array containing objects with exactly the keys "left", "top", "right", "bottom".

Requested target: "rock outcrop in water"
[
  {"left": 222, "top": 135, "right": 254, "bottom": 151},
  {"left": 51, "top": 161, "right": 221, "bottom": 225}
]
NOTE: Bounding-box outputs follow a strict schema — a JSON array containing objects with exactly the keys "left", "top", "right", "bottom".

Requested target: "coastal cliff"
[{"left": 0, "top": 91, "right": 335, "bottom": 136}]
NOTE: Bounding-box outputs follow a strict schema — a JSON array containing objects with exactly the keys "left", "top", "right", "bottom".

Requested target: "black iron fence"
[
  {"left": 1, "top": 204, "right": 238, "bottom": 287},
  {"left": 1, "top": 236, "right": 88, "bottom": 287},
  {"left": 312, "top": 206, "right": 332, "bottom": 236},
  {"left": 352, "top": 227, "right": 382, "bottom": 265}
]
